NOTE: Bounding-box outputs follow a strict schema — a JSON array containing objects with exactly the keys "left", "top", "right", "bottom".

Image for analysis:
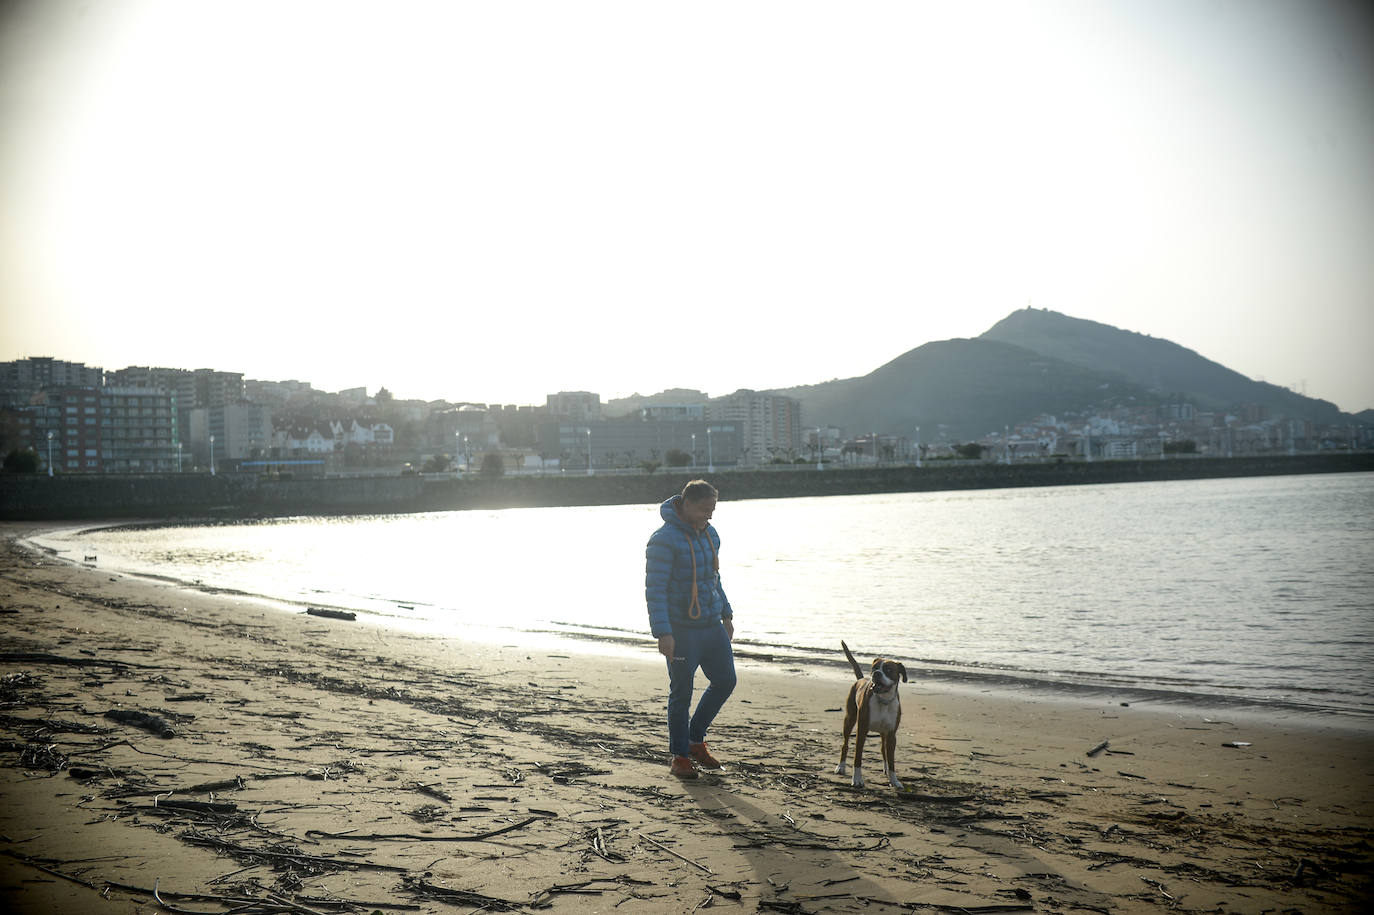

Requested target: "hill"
[
  {"left": 770, "top": 338, "right": 1155, "bottom": 441},
  {"left": 980, "top": 308, "right": 1347, "bottom": 425},
  {"left": 612, "top": 308, "right": 1353, "bottom": 441}
]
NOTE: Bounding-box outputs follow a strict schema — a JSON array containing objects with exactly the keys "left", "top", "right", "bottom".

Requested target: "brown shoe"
[
  {"left": 688, "top": 742, "right": 722, "bottom": 770},
  {"left": 670, "top": 755, "right": 698, "bottom": 779}
]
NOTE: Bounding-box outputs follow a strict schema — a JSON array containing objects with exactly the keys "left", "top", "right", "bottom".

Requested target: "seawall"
[{"left": 1, "top": 453, "right": 1370, "bottom": 521}]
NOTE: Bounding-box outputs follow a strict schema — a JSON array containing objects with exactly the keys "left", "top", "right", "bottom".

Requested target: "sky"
[{"left": 2, "top": 0, "right": 1372, "bottom": 413}]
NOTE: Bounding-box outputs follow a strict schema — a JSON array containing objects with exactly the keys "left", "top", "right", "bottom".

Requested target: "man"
[{"left": 645, "top": 479, "right": 736, "bottom": 778}]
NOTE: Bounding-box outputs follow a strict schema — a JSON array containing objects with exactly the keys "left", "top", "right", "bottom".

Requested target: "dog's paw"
[
  {"left": 889, "top": 775, "right": 904, "bottom": 790},
  {"left": 834, "top": 763, "right": 847, "bottom": 776},
  {"left": 852, "top": 772, "right": 865, "bottom": 789}
]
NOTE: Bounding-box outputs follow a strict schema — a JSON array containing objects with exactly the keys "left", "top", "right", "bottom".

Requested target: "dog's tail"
[{"left": 841, "top": 640, "right": 864, "bottom": 680}]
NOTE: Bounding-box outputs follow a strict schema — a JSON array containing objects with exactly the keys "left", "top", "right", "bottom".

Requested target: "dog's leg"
[
  {"left": 851, "top": 729, "right": 867, "bottom": 788},
  {"left": 836, "top": 712, "right": 854, "bottom": 777},
  {"left": 883, "top": 732, "right": 903, "bottom": 790}
]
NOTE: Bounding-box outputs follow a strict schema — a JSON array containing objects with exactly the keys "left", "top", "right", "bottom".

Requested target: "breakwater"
[{"left": 2, "top": 453, "right": 1370, "bottom": 521}]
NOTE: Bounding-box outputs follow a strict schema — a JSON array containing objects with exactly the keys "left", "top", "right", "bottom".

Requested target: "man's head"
[{"left": 677, "top": 479, "right": 718, "bottom": 531}]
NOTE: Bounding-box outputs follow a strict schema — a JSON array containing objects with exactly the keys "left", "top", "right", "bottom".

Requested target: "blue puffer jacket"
[{"left": 645, "top": 495, "right": 733, "bottom": 637}]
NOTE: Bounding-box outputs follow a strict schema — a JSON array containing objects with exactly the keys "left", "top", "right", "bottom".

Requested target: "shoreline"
[
  {"left": 3, "top": 453, "right": 1370, "bottom": 521},
  {"left": 24, "top": 520, "right": 1374, "bottom": 726},
  {"left": 2, "top": 522, "right": 1372, "bottom": 913}
]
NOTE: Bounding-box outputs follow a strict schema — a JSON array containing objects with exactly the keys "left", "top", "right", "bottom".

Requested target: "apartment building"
[
  {"left": 0, "top": 357, "right": 103, "bottom": 408},
  {"left": 189, "top": 402, "right": 273, "bottom": 465},
  {"left": 705, "top": 390, "right": 802, "bottom": 464},
  {"left": 101, "top": 387, "right": 178, "bottom": 472},
  {"left": 546, "top": 391, "right": 602, "bottom": 423},
  {"left": 105, "top": 366, "right": 191, "bottom": 447},
  {"left": 28, "top": 387, "right": 103, "bottom": 472}
]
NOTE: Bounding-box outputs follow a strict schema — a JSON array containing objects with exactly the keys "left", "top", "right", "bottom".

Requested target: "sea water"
[{"left": 34, "top": 472, "right": 1374, "bottom": 716}]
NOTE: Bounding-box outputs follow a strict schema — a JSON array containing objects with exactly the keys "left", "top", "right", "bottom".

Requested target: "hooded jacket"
[{"left": 645, "top": 494, "right": 734, "bottom": 638}]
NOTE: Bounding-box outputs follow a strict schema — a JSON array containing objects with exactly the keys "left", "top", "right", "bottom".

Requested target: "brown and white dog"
[{"left": 835, "top": 640, "right": 908, "bottom": 790}]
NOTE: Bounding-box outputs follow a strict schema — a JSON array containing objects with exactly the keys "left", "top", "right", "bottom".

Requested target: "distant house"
[
  {"left": 329, "top": 418, "right": 395, "bottom": 450},
  {"left": 274, "top": 426, "right": 335, "bottom": 456}
]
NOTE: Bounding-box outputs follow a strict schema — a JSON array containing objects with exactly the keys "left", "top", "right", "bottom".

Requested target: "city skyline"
[{"left": 3, "top": 1, "right": 1372, "bottom": 414}]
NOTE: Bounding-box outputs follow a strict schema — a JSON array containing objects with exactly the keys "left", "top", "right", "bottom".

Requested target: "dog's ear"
[
  {"left": 870, "top": 659, "right": 882, "bottom": 673},
  {"left": 898, "top": 663, "right": 908, "bottom": 683}
]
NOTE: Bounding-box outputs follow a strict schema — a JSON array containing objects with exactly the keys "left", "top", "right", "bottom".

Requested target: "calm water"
[{"left": 34, "top": 473, "right": 1374, "bottom": 716}]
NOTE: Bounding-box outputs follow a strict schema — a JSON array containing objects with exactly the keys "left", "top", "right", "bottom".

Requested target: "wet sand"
[{"left": 1, "top": 523, "right": 1371, "bottom": 913}]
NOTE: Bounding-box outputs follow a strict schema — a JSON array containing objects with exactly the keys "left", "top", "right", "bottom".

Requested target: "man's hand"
[
  {"left": 657, "top": 634, "right": 675, "bottom": 660},
  {"left": 723, "top": 619, "right": 734, "bottom": 641}
]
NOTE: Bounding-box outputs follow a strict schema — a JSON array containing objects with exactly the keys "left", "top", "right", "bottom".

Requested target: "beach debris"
[
  {"left": 305, "top": 607, "right": 356, "bottom": 621},
  {"left": 401, "top": 875, "right": 524, "bottom": 909},
  {"left": 104, "top": 708, "right": 175, "bottom": 738},
  {"left": 1293, "top": 857, "right": 1325, "bottom": 885},
  {"left": 759, "top": 900, "right": 808, "bottom": 913},
  {"left": 586, "top": 825, "right": 624, "bottom": 861},
  {"left": 182, "top": 831, "right": 407, "bottom": 872},
  {"left": 637, "top": 831, "right": 715, "bottom": 874},
  {"left": 1221, "top": 741, "right": 1252, "bottom": 748},
  {"left": 153, "top": 798, "right": 239, "bottom": 814},
  {"left": 305, "top": 813, "right": 553, "bottom": 842},
  {"left": 19, "top": 741, "right": 68, "bottom": 771},
  {"left": 1141, "top": 876, "right": 1175, "bottom": 900},
  {"left": 406, "top": 802, "right": 447, "bottom": 823},
  {"left": 528, "top": 879, "right": 627, "bottom": 907},
  {"left": 409, "top": 780, "right": 452, "bottom": 802},
  {"left": 1085, "top": 739, "right": 1110, "bottom": 757}
]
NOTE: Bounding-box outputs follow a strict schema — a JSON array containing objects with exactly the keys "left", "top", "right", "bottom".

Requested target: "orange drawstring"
[{"left": 684, "top": 531, "right": 719, "bottom": 620}]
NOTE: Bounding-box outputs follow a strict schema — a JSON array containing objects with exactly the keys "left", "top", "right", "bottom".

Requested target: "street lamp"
[
  {"left": 46, "top": 431, "right": 53, "bottom": 477},
  {"left": 455, "top": 430, "right": 462, "bottom": 474},
  {"left": 691, "top": 432, "right": 696, "bottom": 469},
  {"left": 177, "top": 442, "right": 183, "bottom": 473},
  {"left": 586, "top": 428, "right": 594, "bottom": 476},
  {"left": 814, "top": 427, "right": 823, "bottom": 471},
  {"left": 914, "top": 426, "right": 921, "bottom": 468},
  {"left": 706, "top": 427, "right": 714, "bottom": 473},
  {"left": 209, "top": 434, "right": 216, "bottom": 476}
]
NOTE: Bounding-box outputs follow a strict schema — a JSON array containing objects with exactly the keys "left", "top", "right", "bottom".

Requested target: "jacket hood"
[{"left": 659, "top": 495, "right": 695, "bottom": 532}]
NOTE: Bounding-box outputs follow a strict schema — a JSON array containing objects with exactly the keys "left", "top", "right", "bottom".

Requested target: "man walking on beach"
[{"left": 645, "top": 479, "right": 736, "bottom": 778}]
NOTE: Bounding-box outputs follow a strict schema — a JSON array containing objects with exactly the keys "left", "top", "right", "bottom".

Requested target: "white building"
[
  {"left": 189, "top": 402, "right": 273, "bottom": 462},
  {"left": 706, "top": 390, "right": 802, "bottom": 464}
]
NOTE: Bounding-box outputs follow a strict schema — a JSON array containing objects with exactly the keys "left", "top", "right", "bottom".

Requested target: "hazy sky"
[{"left": 2, "top": 0, "right": 1372, "bottom": 412}]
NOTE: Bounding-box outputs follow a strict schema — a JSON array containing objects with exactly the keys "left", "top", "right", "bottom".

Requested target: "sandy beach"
[{"left": 1, "top": 523, "right": 1371, "bottom": 914}]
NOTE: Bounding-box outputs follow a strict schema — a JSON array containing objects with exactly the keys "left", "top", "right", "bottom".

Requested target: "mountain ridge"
[{"left": 606, "top": 308, "right": 1356, "bottom": 440}]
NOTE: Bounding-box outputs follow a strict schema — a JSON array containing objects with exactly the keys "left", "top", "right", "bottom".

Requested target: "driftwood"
[
  {"left": 637, "top": 832, "right": 714, "bottom": 873},
  {"left": 409, "top": 781, "right": 452, "bottom": 802},
  {"left": 306, "top": 814, "right": 552, "bottom": 843},
  {"left": 104, "top": 708, "right": 175, "bottom": 738},
  {"left": 400, "top": 875, "right": 523, "bottom": 911},
  {"left": 104, "top": 879, "right": 422, "bottom": 911},
  {"left": 154, "top": 798, "right": 239, "bottom": 814},
  {"left": 305, "top": 608, "right": 356, "bottom": 621},
  {"left": 1086, "top": 739, "right": 1110, "bottom": 757},
  {"left": 182, "top": 831, "right": 407, "bottom": 872}
]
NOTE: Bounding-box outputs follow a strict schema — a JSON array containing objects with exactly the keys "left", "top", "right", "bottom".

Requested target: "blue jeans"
[{"left": 666, "top": 622, "right": 736, "bottom": 757}]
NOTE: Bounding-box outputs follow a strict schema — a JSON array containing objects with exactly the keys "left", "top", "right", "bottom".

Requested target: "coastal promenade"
[{"left": 2, "top": 452, "right": 1371, "bottom": 521}]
